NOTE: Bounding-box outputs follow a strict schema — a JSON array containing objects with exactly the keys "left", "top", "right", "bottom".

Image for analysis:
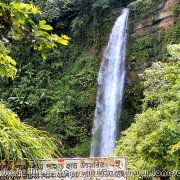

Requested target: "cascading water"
[{"left": 90, "top": 8, "right": 129, "bottom": 157}]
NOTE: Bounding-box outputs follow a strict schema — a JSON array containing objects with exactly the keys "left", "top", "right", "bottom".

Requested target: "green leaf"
[
  {"left": 39, "top": 20, "right": 53, "bottom": 30},
  {"left": 41, "top": 52, "right": 47, "bottom": 60},
  {"left": 39, "top": 20, "right": 46, "bottom": 26},
  {"left": 40, "top": 25, "right": 53, "bottom": 30}
]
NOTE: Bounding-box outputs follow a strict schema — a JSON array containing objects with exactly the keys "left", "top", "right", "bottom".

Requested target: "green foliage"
[
  {"left": 127, "top": 0, "right": 180, "bottom": 71},
  {"left": 0, "top": 0, "right": 119, "bottom": 157},
  {"left": 115, "top": 45, "right": 180, "bottom": 172},
  {"left": 124, "top": 0, "right": 180, "bottom": 137},
  {"left": 172, "top": 3, "right": 180, "bottom": 18},
  {"left": 71, "top": 15, "right": 90, "bottom": 37},
  {"left": 0, "top": 42, "right": 17, "bottom": 79},
  {"left": 0, "top": 0, "right": 70, "bottom": 79},
  {"left": 0, "top": 43, "right": 63, "bottom": 124},
  {"left": 128, "top": 23, "right": 180, "bottom": 70},
  {"left": 92, "top": 0, "right": 111, "bottom": 11},
  {"left": 0, "top": 103, "right": 58, "bottom": 164},
  {"left": 0, "top": 0, "right": 70, "bottom": 163},
  {"left": 167, "top": 43, "right": 180, "bottom": 60},
  {"left": 70, "top": 138, "right": 92, "bottom": 157},
  {"left": 121, "top": 80, "right": 144, "bottom": 130},
  {"left": 128, "top": 0, "right": 165, "bottom": 25},
  {"left": 45, "top": 49, "right": 99, "bottom": 156},
  {"left": 0, "top": 40, "right": 100, "bottom": 156},
  {"left": 142, "top": 61, "right": 180, "bottom": 110},
  {"left": 36, "top": 0, "right": 119, "bottom": 39}
]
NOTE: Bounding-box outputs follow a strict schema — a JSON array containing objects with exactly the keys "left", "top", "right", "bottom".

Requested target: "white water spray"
[{"left": 90, "top": 9, "right": 129, "bottom": 157}]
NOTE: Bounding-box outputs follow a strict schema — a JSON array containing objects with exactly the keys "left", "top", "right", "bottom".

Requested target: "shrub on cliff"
[{"left": 115, "top": 44, "right": 180, "bottom": 172}]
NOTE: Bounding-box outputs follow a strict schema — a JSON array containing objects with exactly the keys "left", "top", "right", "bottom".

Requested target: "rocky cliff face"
[
  {"left": 127, "top": 0, "right": 180, "bottom": 80},
  {"left": 132, "top": 0, "right": 179, "bottom": 37}
]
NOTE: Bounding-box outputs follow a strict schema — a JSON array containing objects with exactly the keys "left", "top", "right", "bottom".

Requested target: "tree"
[
  {"left": 115, "top": 44, "right": 180, "bottom": 172},
  {"left": 0, "top": 0, "right": 70, "bottom": 163},
  {"left": 0, "top": 0, "right": 70, "bottom": 79}
]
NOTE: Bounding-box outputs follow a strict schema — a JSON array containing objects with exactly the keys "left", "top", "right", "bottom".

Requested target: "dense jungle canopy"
[{"left": 0, "top": 0, "right": 179, "bottom": 177}]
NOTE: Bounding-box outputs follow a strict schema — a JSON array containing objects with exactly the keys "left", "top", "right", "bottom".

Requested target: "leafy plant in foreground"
[
  {"left": 0, "top": 0, "right": 70, "bottom": 79},
  {"left": 0, "top": 103, "right": 59, "bottom": 164},
  {"left": 0, "top": 0, "right": 70, "bottom": 163}
]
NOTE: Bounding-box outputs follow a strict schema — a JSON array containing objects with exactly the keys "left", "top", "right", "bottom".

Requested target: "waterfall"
[{"left": 90, "top": 9, "right": 129, "bottom": 157}]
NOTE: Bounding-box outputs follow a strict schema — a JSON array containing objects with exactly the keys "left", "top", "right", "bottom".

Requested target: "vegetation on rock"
[{"left": 116, "top": 44, "right": 180, "bottom": 172}]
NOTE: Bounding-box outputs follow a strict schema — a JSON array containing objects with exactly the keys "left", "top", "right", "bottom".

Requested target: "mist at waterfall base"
[{"left": 90, "top": 9, "right": 129, "bottom": 157}]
